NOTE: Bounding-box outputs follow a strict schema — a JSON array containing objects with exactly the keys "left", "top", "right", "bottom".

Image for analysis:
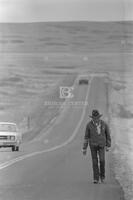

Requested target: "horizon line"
[{"left": 0, "top": 20, "right": 133, "bottom": 24}]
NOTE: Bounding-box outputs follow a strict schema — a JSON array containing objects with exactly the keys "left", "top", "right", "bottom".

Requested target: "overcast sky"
[{"left": 0, "top": 0, "right": 132, "bottom": 22}]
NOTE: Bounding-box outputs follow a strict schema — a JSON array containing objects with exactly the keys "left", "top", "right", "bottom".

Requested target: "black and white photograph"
[{"left": 0, "top": 0, "right": 133, "bottom": 199}]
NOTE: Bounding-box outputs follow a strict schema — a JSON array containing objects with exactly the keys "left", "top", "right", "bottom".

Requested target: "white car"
[{"left": 0, "top": 122, "right": 22, "bottom": 151}]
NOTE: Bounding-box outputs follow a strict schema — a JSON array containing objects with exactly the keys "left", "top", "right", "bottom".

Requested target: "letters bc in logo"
[{"left": 60, "top": 87, "right": 74, "bottom": 99}]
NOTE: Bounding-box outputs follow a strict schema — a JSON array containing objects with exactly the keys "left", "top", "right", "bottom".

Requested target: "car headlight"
[{"left": 10, "top": 136, "right": 15, "bottom": 140}]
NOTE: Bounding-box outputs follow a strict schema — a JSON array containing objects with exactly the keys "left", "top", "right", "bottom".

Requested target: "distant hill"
[{"left": 0, "top": 21, "right": 132, "bottom": 53}]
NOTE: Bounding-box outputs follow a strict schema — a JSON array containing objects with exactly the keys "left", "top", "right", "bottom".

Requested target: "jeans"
[{"left": 90, "top": 145, "right": 105, "bottom": 181}]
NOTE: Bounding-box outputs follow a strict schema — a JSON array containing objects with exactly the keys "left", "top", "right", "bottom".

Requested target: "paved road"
[{"left": 0, "top": 75, "right": 124, "bottom": 200}]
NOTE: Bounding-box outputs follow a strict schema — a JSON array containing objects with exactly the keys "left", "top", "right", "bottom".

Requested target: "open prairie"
[
  {"left": 0, "top": 21, "right": 132, "bottom": 121},
  {"left": 0, "top": 21, "right": 133, "bottom": 199}
]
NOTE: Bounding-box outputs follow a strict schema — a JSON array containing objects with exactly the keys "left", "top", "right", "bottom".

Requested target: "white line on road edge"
[{"left": 0, "top": 76, "right": 93, "bottom": 170}]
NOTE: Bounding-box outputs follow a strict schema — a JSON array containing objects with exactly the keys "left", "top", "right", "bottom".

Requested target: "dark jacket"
[{"left": 83, "top": 120, "right": 111, "bottom": 150}]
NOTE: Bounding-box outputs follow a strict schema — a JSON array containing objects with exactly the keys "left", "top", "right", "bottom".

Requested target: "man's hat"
[{"left": 89, "top": 109, "right": 102, "bottom": 119}]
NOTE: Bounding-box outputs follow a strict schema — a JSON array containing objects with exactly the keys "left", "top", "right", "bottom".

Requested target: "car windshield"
[{"left": 0, "top": 124, "right": 17, "bottom": 132}]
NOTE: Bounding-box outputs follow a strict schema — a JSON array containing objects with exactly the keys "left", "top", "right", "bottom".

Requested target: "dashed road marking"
[
  {"left": 0, "top": 75, "right": 94, "bottom": 170},
  {"left": 44, "top": 139, "right": 49, "bottom": 144}
]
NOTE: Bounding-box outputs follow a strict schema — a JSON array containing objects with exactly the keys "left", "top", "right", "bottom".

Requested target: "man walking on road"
[{"left": 82, "top": 110, "right": 111, "bottom": 184}]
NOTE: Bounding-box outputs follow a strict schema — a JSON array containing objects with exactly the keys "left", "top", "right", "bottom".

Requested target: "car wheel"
[
  {"left": 16, "top": 146, "right": 19, "bottom": 151},
  {"left": 12, "top": 146, "right": 15, "bottom": 151}
]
